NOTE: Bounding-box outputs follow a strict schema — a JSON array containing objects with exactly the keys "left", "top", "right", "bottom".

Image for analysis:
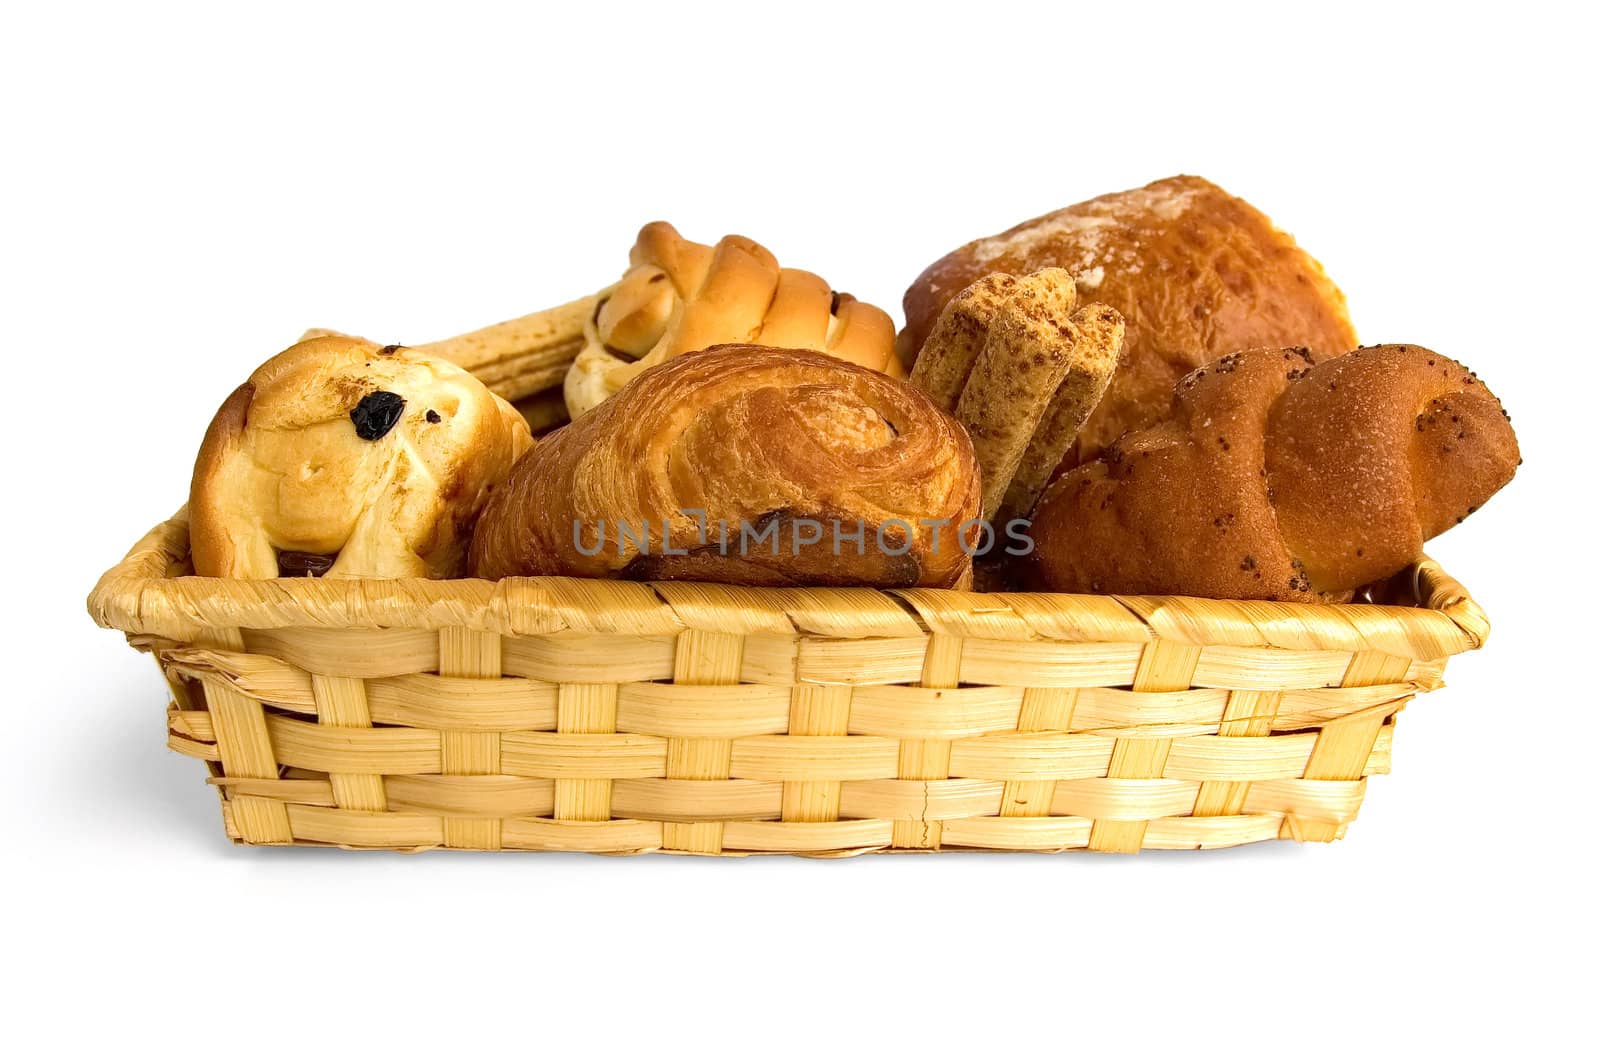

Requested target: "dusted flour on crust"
[{"left": 901, "top": 176, "right": 1357, "bottom": 462}]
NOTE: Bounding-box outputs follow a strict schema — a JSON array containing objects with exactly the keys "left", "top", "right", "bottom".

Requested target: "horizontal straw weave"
[{"left": 89, "top": 510, "right": 1488, "bottom": 854}]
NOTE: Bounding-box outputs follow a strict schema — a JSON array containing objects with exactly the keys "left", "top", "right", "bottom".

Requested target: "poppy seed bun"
[{"left": 1028, "top": 344, "right": 1520, "bottom": 600}]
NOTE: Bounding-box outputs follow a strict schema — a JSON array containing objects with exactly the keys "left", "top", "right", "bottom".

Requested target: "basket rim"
[{"left": 87, "top": 508, "right": 1489, "bottom": 657}]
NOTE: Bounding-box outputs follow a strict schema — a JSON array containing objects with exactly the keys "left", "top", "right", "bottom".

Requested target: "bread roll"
[
  {"left": 472, "top": 345, "right": 980, "bottom": 588},
  {"left": 190, "top": 336, "right": 532, "bottom": 579},
  {"left": 901, "top": 176, "right": 1357, "bottom": 459},
  {"left": 564, "top": 222, "right": 903, "bottom": 418},
  {"left": 1027, "top": 344, "right": 1520, "bottom": 600}
]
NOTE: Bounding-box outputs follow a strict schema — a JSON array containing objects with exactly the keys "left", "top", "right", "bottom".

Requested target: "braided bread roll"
[
  {"left": 564, "top": 222, "right": 903, "bottom": 417},
  {"left": 1028, "top": 344, "right": 1520, "bottom": 600},
  {"left": 473, "top": 345, "right": 979, "bottom": 588}
]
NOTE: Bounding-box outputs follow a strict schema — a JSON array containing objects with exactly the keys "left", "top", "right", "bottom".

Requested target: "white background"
[{"left": 5, "top": 2, "right": 1593, "bottom": 1059}]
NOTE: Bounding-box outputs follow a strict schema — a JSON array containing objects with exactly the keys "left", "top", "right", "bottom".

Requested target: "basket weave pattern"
[{"left": 88, "top": 513, "right": 1489, "bottom": 854}]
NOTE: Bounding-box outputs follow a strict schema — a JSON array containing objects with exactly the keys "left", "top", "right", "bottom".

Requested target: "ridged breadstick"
[
  {"left": 954, "top": 270, "right": 1081, "bottom": 520},
  {"left": 295, "top": 293, "right": 603, "bottom": 404},
  {"left": 909, "top": 273, "right": 1029, "bottom": 410},
  {"left": 418, "top": 292, "right": 601, "bottom": 400},
  {"left": 1000, "top": 303, "right": 1124, "bottom": 521}
]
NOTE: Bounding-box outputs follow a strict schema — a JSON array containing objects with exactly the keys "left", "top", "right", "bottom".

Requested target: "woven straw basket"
[{"left": 87, "top": 509, "right": 1489, "bottom": 855}]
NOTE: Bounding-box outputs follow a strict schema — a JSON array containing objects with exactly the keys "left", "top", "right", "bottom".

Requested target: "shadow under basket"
[{"left": 87, "top": 511, "right": 1490, "bottom": 856}]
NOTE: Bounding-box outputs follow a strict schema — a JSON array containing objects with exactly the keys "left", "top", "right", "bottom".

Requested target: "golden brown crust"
[
  {"left": 189, "top": 336, "right": 533, "bottom": 579},
  {"left": 473, "top": 345, "right": 981, "bottom": 587},
  {"left": 901, "top": 176, "right": 1357, "bottom": 459},
  {"left": 565, "top": 222, "right": 903, "bottom": 417},
  {"left": 1267, "top": 345, "right": 1520, "bottom": 590},
  {"left": 1027, "top": 345, "right": 1520, "bottom": 600},
  {"left": 189, "top": 381, "right": 257, "bottom": 580}
]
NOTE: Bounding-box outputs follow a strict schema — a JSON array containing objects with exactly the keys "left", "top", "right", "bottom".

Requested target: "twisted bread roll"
[
  {"left": 191, "top": 337, "right": 532, "bottom": 579},
  {"left": 1028, "top": 344, "right": 1520, "bottom": 600},
  {"left": 473, "top": 345, "right": 979, "bottom": 588},
  {"left": 902, "top": 176, "right": 1356, "bottom": 461},
  {"left": 564, "top": 222, "right": 903, "bottom": 417}
]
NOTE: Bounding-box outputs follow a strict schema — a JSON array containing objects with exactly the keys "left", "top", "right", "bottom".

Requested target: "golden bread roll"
[
  {"left": 564, "top": 222, "right": 903, "bottom": 417},
  {"left": 473, "top": 345, "right": 980, "bottom": 588},
  {"left": 1027, "top": 344, "right": 1520, "bottom": 600},
  {"left": 901, "top": 176, "right": 1357, "bottom": 459},
  {"left": 190, "top": 336, "right": 533, "bottom": 579}
]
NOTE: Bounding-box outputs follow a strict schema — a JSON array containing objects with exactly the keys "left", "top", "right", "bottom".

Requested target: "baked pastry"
[
  {"left": 190, "top": 336, "right": 532, "bottom": 579},
  {"left": 419, "top": 293, "right": 597, "bottom": 403},
  {"left": 901, "top": 176, "right": 1357, "bottom": 460},
  {"left": 564, "top": 222, "right": 903, "bottom": 418},
  {"left": 909, "top": 268, "right": 1123, "bottom": 521},
  {"left": 471, "top": 345, "right": 979, "bottom": 588},
  {"left": 1027, "top": 344, "right": 1520, "bottom": 600},
  {"left": 303, "top": 292, "right": 598, "bottom": 406}
]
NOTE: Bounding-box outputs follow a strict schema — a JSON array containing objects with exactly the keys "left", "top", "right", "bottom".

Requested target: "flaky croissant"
[
  {"left": 1028, "top": 344, "right": 1520, "bottom": 600},
  {"left": 564, "top": 222, "right": 903, "bottom": 417},
  {"left": 473, "top": 345, "right": 980, "bottom": 588}
]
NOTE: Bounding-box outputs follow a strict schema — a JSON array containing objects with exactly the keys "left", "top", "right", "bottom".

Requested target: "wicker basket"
[{"left": 87, "top": 510, "right": 1489, "bottom": 855}]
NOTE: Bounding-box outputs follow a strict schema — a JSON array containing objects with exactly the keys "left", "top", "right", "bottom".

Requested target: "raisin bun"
[{"left": 189, "top": 336, "right": 532, "bottom": 579}]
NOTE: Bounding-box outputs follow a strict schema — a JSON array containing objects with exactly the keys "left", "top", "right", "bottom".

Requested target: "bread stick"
[
  {"left": 418, "top": 292, "right": 599, "bottom": 400},
  {"left": 953, "top": 270, "right": 1081, "bottom": 520},
  {"left": 909, "top": 273, "right": 1028, "bottom": 410},
  {"left": 1000, "top": 303, "right": 1124, "bottom": 521},
  {"left": 293, "top": 292, "right": 601, "bottom": 405}
]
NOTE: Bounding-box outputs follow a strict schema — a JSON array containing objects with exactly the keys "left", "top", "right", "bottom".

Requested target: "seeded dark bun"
[{"left": 1027, "top": 344, "right": 1521, "bottom": 600}]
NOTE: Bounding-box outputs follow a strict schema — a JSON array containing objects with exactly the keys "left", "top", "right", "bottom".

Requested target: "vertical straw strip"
[
  {"left": 999, "top": 687, "right": 1079, "bottom": 816},
  {"left": 782, "top": 684, "right": 853, "bottom": 822},
  {"left": 893, "top": 632, "right": 963, "bottom": 849},
  {"left": 555, "top": 683, "right": 618, "bottom": 820},
  {"left": 1286, "top": 649, "right": 1411, "bottom": 842},
  {"left": 311, "top": 674, "right": 386, "bottom": 811},
  {"left": 664, "top": 630, "right": 744, "bottom": 854},
  {"left": 198, "top": 626, "right": 292, "bottom": 844},
  {"left": 1088, "top": 640, "right": 1200, "bottom": 852},
  {"left": 1189, "top": 690, "right": 1281, "bottom": 817},
  {"left": 438, "top": 626, "right": 504, "bottom": 849}
]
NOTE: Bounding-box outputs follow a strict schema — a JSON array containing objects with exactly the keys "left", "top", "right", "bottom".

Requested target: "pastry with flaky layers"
[{"left": 475, "top": 345, "right": 979, "bottom": 588}]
